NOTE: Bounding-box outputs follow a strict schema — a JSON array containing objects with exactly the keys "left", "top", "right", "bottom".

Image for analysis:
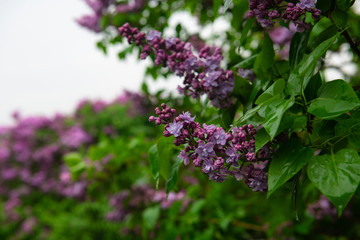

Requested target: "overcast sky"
[{"left": 0, "top": 0, "right": 148, "bottom": 125}]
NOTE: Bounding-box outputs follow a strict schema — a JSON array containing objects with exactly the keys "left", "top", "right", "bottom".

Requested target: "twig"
[
  {"left": 210, "top": 218, "right": 266, "bottom": 232},
  {"left": 342, "top": 30, "right": 360, "bottom": 59}
]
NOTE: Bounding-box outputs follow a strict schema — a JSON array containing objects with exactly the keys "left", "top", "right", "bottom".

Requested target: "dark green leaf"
[
  {"left": 166, "top": 158, "right": 182, "bottom": 195},
  {"left": 240, "top": 18, "right": 255, "bottom": 47},
  {"left": 148, "top": 145, "right": 160, "bottom": 187},
  {"left": 277, "top": 112, "right": 307, "bottom": 134},
  {"left": 255, "top": 79, "right": 285, "bottom": 104},
  {"left": 307, "top": 149, "right": 360, "bottom": 215},
  {"left": 308, "top": 80, "right": 360, "bottom": 119},
  {"left": 331, "top": 6, "right": 348, "bottom": 28},
  {"left": 263, "top": 96, "right": 295, "bottom": 139},
  {"left": 268, "top": 137, "right": 314, "bottom": 197},
  {"left": 233, "top": 54, "right": 257, "bottom": 69},
  {"left": 157, "top": 138, "right": 173, "bottom": 180},
  {"left": 304, "top": 72, "right": 322, "bottom": 101},
  {"left": 254, "top": 33, "right": 274, "bottom": 76},
  {"left": 286, "top": 32, "right": 339, "bottom": 96},
  {"left": 289, "top": 31, "right": 310, "bottom": 70},
  {"left": 336, "top": 0, "right": 355, "bottom": 12},
  {"left": 219, "top": 104, "right": 237, "bottom": 129},
  {"left": 316, "top": 0, "right": 333, "bottom": 12},
  {"left": 255, "top": 127, "right": 271, "bottom": 153}
]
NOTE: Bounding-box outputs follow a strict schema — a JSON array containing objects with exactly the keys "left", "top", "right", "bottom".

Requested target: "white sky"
[{"left": 0, "top": 0, "right": 147, "bottom": 125}]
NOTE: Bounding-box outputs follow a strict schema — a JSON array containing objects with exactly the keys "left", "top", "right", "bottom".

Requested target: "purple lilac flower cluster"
[
  {"left": 0, "top": 114, "right": 92, "bottom": 224},
  {"left": 76, "top": 0, "right": 110, "bottom": 33},
  {"left": 0, "top": 115, "right": 91, "bottom": 205},
  {"left": 150, "top": 104, "right": 275, "bottom": 192},
  {"left": 248, "top": 0, "right": 321, "bottom": 32},
  {"left": 118, "top": 23, "right": 235, "bottom": 108},
  {"left": 106, "top": 185, "right": 189, "bottom": 222}
]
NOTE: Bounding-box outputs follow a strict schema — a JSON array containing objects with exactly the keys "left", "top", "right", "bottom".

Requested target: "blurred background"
[{"left": 0, "top": 0, "right": 146, "bottom": 124}]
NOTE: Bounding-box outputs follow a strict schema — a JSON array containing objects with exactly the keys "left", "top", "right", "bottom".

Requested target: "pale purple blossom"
[{"left": 166, "top": 120, "right": 183, "bottom": 137}]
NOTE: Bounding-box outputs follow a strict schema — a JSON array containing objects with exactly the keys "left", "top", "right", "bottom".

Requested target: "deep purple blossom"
[
  {"left": 151, "top": 104, "right": 277, "bottom": 188},
  {"left": 118, "top": 23, "right": 234, "bottom": 108}
]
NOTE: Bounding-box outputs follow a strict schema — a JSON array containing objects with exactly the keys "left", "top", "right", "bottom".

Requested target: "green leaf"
[
  {"left": 63, "top": 153, "right": 86, "bottom": 180},
  {"left": 316, "top": 0, "right": 333, "bottom": 12},
  {"left": 336, "top": 0, "right": 355, "bottom": 12},
  {"left": 349, "top": 134, "right": 360, "bottom": 148},
  {"left": 286, "top": 32, "right": 340, "bottom": 96},
  {"left": 262, "top": 96, "right": 295, "bottom": 139},
  {"left": 255, "top": 127, "right": 271, "bottom": 153},
  {"left": 254, "top": 33, "right": 274, "bottom": 76},
  {"left": 307, "top": 149, "right": 360, "bottom": 215},
  {"left": 233, "top": 105, "right": 262, "bottom": 127},
  {"left": 289, "top": 31, "right": 310, "bottom": 70},
  {"left": 268, "top": 137, "right": 314, "bottom": 197},
  {"left": 304, "top": 72, "right": 322, "bottom": 101},
  {"left": 308, "top": 80, "right": 360, "bottom": 119},
  {"left": 255, "top": 79, "right": 285, "bottom": 105},
  {"left": 240, "top": 18, "right": 255, "bottom": 47},
  {"left": 277, "top": 112, "right": 307, "bottom": 134},
  {"left": 157, "top": 138, "right": 173, "bottom": 180},
  {"left": 219, "top": 104, "right": 237, "bottom": 129},
  {"left": 233, "top": 54, "right": 257, "bottom": 69},
  {"left": 213, "top": 0, "right": 222, "bottom": 18},
  {"left": 142, "top": 206, "right": 160, "bottom": 229},
  {"left": 148, "top": 145, "right": 160, "bottom": 187},
  {"left": 331, "top": 6, "right": 348, "bottom": 28},
  {"left": 166, "top": 158, "right": 183, "bottom": 195},
  {"left": 224, "top": 0, "right": 233, "bottom": 11}
]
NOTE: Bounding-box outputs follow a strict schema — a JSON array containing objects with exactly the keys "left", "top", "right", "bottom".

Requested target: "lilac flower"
[
  {"left": 203, "top": 71, "right": 221, "bottom": 88},
  {"left": 166, "top": 120, "right": 183, "bottom": 137},
  {"left": 184, "top": 56, "right": 200, "bottom": 72},
  {"left": 225, "top": 147, "right": 240, "bottom": 166},
  {"left": 61, "top": 126, "right": 91, "bottom": 148},
  {"left": 297, "top": 0, "right": 316, "bottom": 9},
  {"left": 179, "top": 111, "right": 195, "bottom": 123},
  {"left": 202, "top": 159, "right": 216, "bottom": 173},
  {"left": 202, "top": 123, "right": 217, "bottom": 132},
  {"left": 118, "top": 24, "right": 235, "bottom": 108},
  {"left": 195, "top": 142, "right": 215, "bottom": 160},
  {"left": 76, "top": 14, "right": 101, "bottom": 33},
  {"left": 146, "top": 30, "right": 161, "bottom": 42},
  {"left": 211, "top": 128, "right": 227, "bottom": 145},
  {"left": 178, "top": 150, "right": 190, "bottom": 165},
  {"left": 165, "top": 37, "right": 177, "bottom": 49}
]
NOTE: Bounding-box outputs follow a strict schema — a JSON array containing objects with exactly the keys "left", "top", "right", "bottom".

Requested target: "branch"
[{"left": 342, "top": 30, "right": 360, "bottom": 59}]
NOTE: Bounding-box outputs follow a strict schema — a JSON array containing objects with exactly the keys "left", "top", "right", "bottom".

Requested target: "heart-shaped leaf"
[
  {"left": 307, "top": 148, "right": 360, "bottom": 215},
  {"left": 268, "top": 137, "right": 314, "bottom": 197},
  {"left": 308, "top": 80, "right": 360, "bottom": 119}
]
